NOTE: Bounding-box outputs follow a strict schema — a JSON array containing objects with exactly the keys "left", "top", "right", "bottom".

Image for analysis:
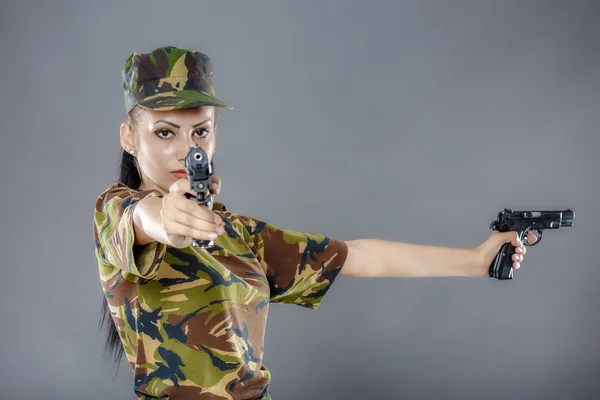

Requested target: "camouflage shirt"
[{"left": 92, "top": 183, "right": 348, "bottom": 399}]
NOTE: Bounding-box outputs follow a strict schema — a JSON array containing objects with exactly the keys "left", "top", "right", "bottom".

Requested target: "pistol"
[
  {"left": 488, "top": 208, "right": 575, "bottom": 280},
  {"left": 184, "top": 145, "right": 214, "bottom": 249}
]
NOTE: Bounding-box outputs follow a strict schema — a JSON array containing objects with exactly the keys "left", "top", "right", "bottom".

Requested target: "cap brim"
[{"left": 138, "top": 90, "right": 233, "bottom": 111}]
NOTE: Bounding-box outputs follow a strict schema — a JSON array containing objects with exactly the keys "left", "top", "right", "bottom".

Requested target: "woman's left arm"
[{"left": 340, "top": 231, "right": 532, "bottom": 278}]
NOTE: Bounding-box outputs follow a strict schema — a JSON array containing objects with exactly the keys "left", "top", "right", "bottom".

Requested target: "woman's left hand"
[{"left": 473, "top": 231, "right": 537, "bottom": 277}]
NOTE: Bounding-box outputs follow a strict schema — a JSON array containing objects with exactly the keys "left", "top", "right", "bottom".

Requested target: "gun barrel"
[{"left": 561, "top": 209, "right": 575, "bottom": 227}]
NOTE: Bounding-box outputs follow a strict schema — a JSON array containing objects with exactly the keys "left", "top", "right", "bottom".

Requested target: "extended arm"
[
  {"left": 340, "top": 231, "right": 527, "bottom": 279},
  {"left": 341, "top": 239, "right": 481, "bottom": 278},
  {"left": 132, "top": 196, "right": 168, "bottom": 246}
]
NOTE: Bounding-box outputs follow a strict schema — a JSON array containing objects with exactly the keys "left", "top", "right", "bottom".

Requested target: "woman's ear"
[{"left": 120, "top": 122, "right": 136, "bottom": 155}]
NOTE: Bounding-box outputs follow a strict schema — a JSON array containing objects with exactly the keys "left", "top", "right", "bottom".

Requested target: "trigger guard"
[{"left": 523, "top": 227, "right": 542, "bottom": 246}]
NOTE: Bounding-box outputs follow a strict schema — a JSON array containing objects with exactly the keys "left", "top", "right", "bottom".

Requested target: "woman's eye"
[
  {"left": 155, "top": 130, "right": 173, "bottom": 139},
  {"left": 195, "top": 128, "right": 210, "bottom": 138}
]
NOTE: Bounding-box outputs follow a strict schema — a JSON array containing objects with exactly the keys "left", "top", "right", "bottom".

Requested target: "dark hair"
[{"left": 99, "top": 105, "right": 219, "bottom": 370}]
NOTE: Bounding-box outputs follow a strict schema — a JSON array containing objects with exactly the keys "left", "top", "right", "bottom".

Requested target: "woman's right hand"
[{"left": 160, "top": 179, "right": 225, "bottom": 248}]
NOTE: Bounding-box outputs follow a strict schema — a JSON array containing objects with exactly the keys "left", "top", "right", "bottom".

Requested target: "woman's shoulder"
[
  {"left": 96, "top": 182, "right": 164, "bottom": 201},
  {"left": 96, "top": 182, "right": 135, "bottom": 200},
  {"left": 94, "top": 182, "right": 128, "bottom": 208}
]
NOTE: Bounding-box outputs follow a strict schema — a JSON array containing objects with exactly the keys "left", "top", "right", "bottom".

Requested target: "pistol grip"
[
  {"left": 489, "top": 242, "right": 515, "bottom": 280},
  {"left": 184, "top": 192, "right": 214, "bottom": 249}
]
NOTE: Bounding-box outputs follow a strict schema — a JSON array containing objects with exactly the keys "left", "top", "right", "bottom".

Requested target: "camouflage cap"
[{"left": 122, "top": 46, "right": 232, "bottom": 115}]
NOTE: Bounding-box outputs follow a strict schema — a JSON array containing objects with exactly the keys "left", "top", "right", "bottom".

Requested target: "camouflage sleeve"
[
  {"left": 236, "top": 215, "right": 348, "bottom": 310},
  {"left": 93, "top": 184, "right": 167, "bottom": 279}
]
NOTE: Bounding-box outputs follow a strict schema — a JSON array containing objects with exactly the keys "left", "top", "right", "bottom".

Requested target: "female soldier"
[{"left": 93, "top": 46, "right": 530, "bottom": 400}]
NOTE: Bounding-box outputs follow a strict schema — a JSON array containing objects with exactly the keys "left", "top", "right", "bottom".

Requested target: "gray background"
[{"left": 1, "top": 0, "right": 598, "bottom": 399}]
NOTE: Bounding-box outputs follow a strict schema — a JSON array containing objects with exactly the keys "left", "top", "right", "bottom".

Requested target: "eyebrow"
[{"left": 152, "top": 119, "right": 212, "bottom": 129}]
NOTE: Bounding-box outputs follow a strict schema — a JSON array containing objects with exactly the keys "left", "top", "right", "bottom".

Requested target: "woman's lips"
[{"left": 172, "top": 171, "right": 187, "bottom": 179}]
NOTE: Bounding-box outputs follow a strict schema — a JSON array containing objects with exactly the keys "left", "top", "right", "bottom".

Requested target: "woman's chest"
[{"left": 140, "top": 245, "right": 270, "bottom": 311}]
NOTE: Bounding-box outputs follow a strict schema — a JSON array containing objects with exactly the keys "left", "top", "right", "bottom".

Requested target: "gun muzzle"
[{"left": 561, "top": 209, "right": 575, "bottom": 227}]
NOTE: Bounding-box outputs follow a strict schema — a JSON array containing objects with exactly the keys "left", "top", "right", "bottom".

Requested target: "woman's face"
[{"left": 121, "top": 106, "right": 217, "bottom": 194}]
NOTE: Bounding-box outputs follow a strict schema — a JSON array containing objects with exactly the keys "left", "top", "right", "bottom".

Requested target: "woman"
[{"left": 93, "top": 46, "right": 531, "bottom": 400}]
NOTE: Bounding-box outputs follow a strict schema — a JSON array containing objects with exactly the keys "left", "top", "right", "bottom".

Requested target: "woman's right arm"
[
  {"left": 132, "top": 196, "right": 168, "bottom": 246},
  {"left": 93, "top": 179, "right": 224, "bottom": 278}
]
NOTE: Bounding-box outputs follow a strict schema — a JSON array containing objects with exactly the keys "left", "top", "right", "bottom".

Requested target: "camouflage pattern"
[
  {"left": 93, "top": 183, "right": 347, "bottom": 399},
  {"left": 122, "top": 46, "right": 233, "bottom": 115}
]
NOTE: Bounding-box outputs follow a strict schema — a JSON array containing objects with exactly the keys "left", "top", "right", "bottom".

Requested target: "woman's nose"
[{"left": 177, "top": 136, "right": 196, "bottom": 159}]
